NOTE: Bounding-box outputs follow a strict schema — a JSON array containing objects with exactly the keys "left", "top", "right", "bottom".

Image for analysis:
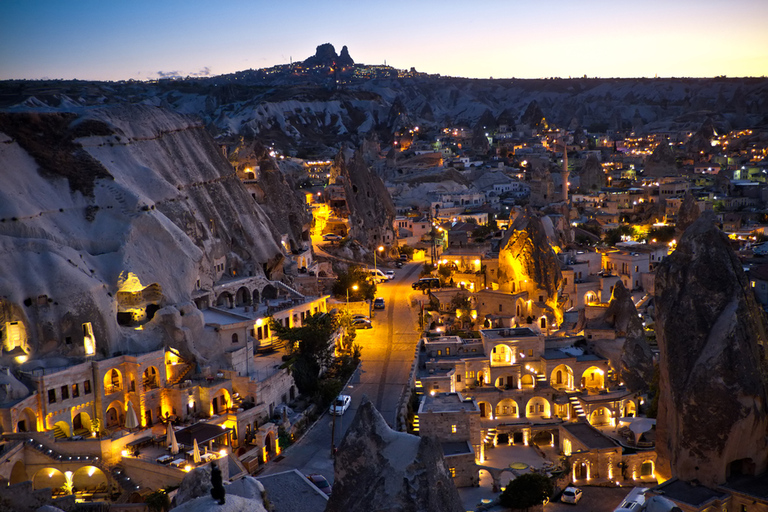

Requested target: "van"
[
  {"left": 364, "top": 268, "right": 388, "bottom": 283},
  {"left": 613, "top": 487, "right": 648, "bottom": 512}
]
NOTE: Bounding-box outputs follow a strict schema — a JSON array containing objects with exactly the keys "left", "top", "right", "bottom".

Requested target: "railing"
[{"left": 103, "top": 384, "right": 121, "bottom": 395}]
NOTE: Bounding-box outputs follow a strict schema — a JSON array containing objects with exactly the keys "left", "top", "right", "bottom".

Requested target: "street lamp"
[
  {"left": 374, "top": 245, "right": 384, "bottom": 272},
  {"left": 346, "top": 284, "right": 358, "bottom": 306}
]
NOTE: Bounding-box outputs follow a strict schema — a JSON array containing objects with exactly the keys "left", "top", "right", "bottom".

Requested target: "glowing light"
[
  {"left": 121, "top": 450, "right": 129, "bottom": 457},
  {"left": 88, "top": 466, "right": 96, "bottom": 477},
  {"left": 219, "top": 449, "right": 227, "bottom": 457},
  {"left": 14, "top": 354, "right": 27, "bottom": 364},
  {"left": 184, "top": 465, "right": 192, "bottom": 472}
]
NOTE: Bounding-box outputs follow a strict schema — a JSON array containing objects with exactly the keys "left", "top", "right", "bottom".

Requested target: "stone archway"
[
  {"left": 585, "top": 291, "right": 598, "bottom": 304},
  {"left": 550, "top": 364, "right": 574, "bottom": 390},
  {"left": 72, "top": 411, "right": 92, "bottom": 435},
  {"left": 262, "top": 285, "right": 278, "bottom": 302},
  {"left": 9, "top": 461, "right": 26, "bottom": 485},
  {"left": 478, "top": 401, "right": 492, "bottom": 419},
  {"left": 525, "top": 397, "right": 550, "bottom": 419},
  {"left": 216, "top": 292, "right": 233, "bottom": 308},
  {"left": 72, "top": 466, "right": 108, "bottom": 493},
  {"left": 103, "top": 368, "right": 122, "bottom": 394},
  {"left": 211, "top": 389, "right": 231, "bottom": 416},
  {"left": 495, "top": 398, "right": 519, "bottom": 419},
  {"left": 589, "top": 406, "right": 612, "bottom": 426},
  {"left": 16, "top": 407, "right": 37, "bottom": 433},
  {"left": 235, "top": 287, "right": 250, "bottom": 307},
  {"left": 33, "top": 468, "right": 66, "bottom": 492},
  {"left": 581, "top": 366, "right": 605, "bottom": 389},
  {"left": 105, "top": 400, "right": 124, "bottom": 429},
  {"left": 252, "top": 289, "right": 260, "bottom": 305}
]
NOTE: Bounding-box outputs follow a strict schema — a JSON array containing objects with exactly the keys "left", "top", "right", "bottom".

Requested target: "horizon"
[{"left": 1, "top": 1, "right": 767, "bottom": 82}]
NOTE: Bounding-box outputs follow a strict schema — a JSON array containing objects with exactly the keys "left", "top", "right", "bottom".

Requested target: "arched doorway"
[
  {"left": 584, "top": 291, "right": 598, "bottom": 304},
  {"left": 252, "top": 289, "right": 260, "bottom": 304},
  {"left": 211, "top": 389, "right": 231, "bottom": 416},
  {"left": 235, "top": 287, "right": 250, "bottom": 306},
  {"left": 33, "top": 468, "right": 66, "bottom": 491},
  {"left": 490, "top": 344, "right": 514, "bottom": 365},
  {"left": 640, "top": 460, "right": 655, "bottom": 478},
  {"left": 496, "top": 375, "right": 517, "bottom": 390},
  {"left": 495, "top": 399, "right": 519, "bottom": 419},
  {"left": 575, "top": 461, "right": 589, "bottom": 480},
  {"left": 623, "top": 401, "right": 636, "bottom": 417},
  {"left": 262, "top": 285, "right": 278, "bottom": 302},
  {"left": 16, "top": 407, "right": 37, "bottom": 433},
  {"left": 105, "top": 400, "right": 124, "bottom": 429},
  {"left": 53, "top": 420, "right": 71, "bottom": 438},
  {"left": 532, "top": 431, "right": 553, "bottom": 447},
  {"left": 103, "top": 368, "right": 122, "bottom": 394},
  {"left": 589, "top": 406, "right": 612, "bottom": 426},
  {"left": 581, "top": 366, "right": 605, "bottom": 390},
  {"left": 525, "top": 397, "right": 550, "bottom": 419},
  {"left": 540, "top": 317, "right": 547, "bottom": 329},
  {"left": 550, "top": 364, "right": 574, "bottom": 390},
  {"left": 10, "top": 461, "right": 27, "bottom": 484},
  {"left": 72, "top": 466, "right": 108, "bottom": 494},
  {"left": 72, "top": 411, "right": 91, "bottom": 436},
  {"left": 216, "top": 292, "right": 233, "bottom": 308},
  {"left": 521, "top": 374, "right": 535, "bottom": 390},
  {"left": 478, "top": 401, "right": 492, "bottom": 419}
]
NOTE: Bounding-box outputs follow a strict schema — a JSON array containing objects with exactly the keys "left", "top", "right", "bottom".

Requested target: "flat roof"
[
  {"left": 561, "top": 422, "right": 617, "bottom": 450},
  {"left": 442, "top": 441, "right": 473, "bottom": 456},
  {"left": 257, "top": 469, "right": 329, "bottom": 512},
  {"left": 651, "top": 478, "right": 727, "bottom": 507},
  {"left": 720, "top": 473, "right": 768, "bottom": 500},
  {"left": 480, "top": 327, "right": 538, "bottom": 340},
  {"left": 420, "top": 393, "right": 479, "bottom": 414},
  {"left": 174, "top": 422, "right": 232, "bottom": 447}
]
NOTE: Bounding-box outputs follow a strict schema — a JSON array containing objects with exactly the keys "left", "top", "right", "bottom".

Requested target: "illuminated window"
[
  {"left": 449, "top": 468, "right": 456, "bottom": 477},
  {"left": 451, "top": 425, "right": 457, "bottom": 433},
  {"left": 72, "top": 383, "right": 79, "bottom": 398},
  {"left": 84, "top": 380, "right": 91, "bottom": 394}
]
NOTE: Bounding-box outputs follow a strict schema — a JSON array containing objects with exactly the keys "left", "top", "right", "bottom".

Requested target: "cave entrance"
[
  {"left": 727, "top": 458, "right": 755, "bottom": 479},
  {"left": 146, "top": 304, "right": 160, "bottom": 321}
]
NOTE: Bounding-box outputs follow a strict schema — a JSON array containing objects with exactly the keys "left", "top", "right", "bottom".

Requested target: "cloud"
[
  {"left": 156, "top": 70, "right": 182, "bottom": 79},
  {"left": 189, "top": 67, "right": 211, "bottom": 77}
]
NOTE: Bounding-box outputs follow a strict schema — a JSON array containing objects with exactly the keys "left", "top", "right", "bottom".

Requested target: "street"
[{"left": 260, "top": 261, "right": 423, "bottom": 483}]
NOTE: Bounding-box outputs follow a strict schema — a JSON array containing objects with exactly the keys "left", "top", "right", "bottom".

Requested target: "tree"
[
  {"left": 271, "top": 312, "right": 337, "bottom": 395},
  {"left": 603, "top": 225, "right": 636, "bottom": 246},
  {"left": 499, "top": 473, "right": 554, "bottom": 510},
  {"left": 331, "top": 266, "right": 376, "bottom": 302}
]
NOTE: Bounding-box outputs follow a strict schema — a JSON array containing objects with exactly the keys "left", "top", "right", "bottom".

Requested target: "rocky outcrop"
[
  {"left": 644, "top": 141, "right": 678, "bottom": 177},
  {"left": 675, "top": 191, "right": 700, "bottom": 233},
  {"left": 654, "top": 212, "right": 768, "bottom": 486},
  {"left": 498, "top": 210, "right": 562, "bottom": 311},
  {"left": 330, "top": 150, "right": 396, "bottom": 250},
  {"left": 601, "top": 281, "right": 654, "bottom": 392},
  {"left": 172, "top": 466, "right": 268, "bottom": 512},
  {"left": 0, "top": 105, "right": 285, "bottom": 361},
  {"left": 326, "top": 398, "right": 464, "bottom": 512},
  {"left": 578, "top": 154, "right": 606, "bottom": 192}
]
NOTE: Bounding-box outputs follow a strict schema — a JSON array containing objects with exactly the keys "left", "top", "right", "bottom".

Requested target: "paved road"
[{"left": 260, "top": 261, "right": 423, "bottom": 483}]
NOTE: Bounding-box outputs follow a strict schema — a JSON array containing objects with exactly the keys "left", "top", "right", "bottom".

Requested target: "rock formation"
[
  {"left": 330, "top": 149, "right": 396, "bottom": 251},
  {"left": 172, "top": 467, "right": 267, "bottom": 512},
  {"left": 654, "top": 212, "right": 768, "bottom": 486},
  {"left": 326, "top": 397, "right": 464, "bottom": 512},
  {"left": 0, "top": 105, "right": 286, "bottom": 362},
  {"left": 578, "top": 154, "right": 607, "bottom": 192},
  {"left": 644, "top": 141, "right": 678, "bottom": 177},
  {"left": 675, "top": 191, "right": 700, "bottom": 233},
  {"left": 498, "top": 210, "right": 563, "bottom": 320},
  {"left": 600, "top": 281, "right": 654, "bottom": 392}
]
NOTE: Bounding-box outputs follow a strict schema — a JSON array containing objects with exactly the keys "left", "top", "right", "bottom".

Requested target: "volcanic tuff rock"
[
  {"left": 326, "top": 398, "right": 464, "bottom": 512},
  {"left": 330, "top": 149, "right": 396, "bottom": 250},
  {"left": 675, "top": 191, "right": 700, "bottom": 233},
  {"left": 498, "top": 210, "right": 563, "bottom": 308},
  {"left": 0, "top": 105, "right": 286, "bottom": 360},
  {"left": 600, "top": 281, "right": 654, "bottom": 392},
  {"left": 644, "top": 140, "right": 678, "bottom": 177},
  {"left": 654, "top": 212, "right": 768, "bottom": 486},
  {"left": 578, "top": 154, "right": 607, "bottom": 192}
]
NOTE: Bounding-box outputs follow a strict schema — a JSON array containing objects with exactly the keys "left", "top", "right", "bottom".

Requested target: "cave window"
[
  {"left": 499, "top": 304, "right": 502, "bottom": 312},
  {"left": 72, "top": 383, "right": 79, "bottom": 398},
  {"left": 48, "top": 389, "right": 56, "bottom": 404},
  {"left": 65, "top": 336, "right": 72, "bottom": 345},
  {"left": 232, "top": 333, "right": 239, "bottom": 344},
  {"left": 130, "top": 379, "right": 136, "bottom": 392},
  {"left": 60, "top": 385, "right": 69, "bottom": 400},
  {"left": 84, "top": 380, "right": 91, "bottom": 394}
]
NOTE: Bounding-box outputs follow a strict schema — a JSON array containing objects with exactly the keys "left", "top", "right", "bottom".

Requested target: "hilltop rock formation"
[
  {"left": 600, "top": 281, "right": 654, "bottom": 391},
  {"left": 498, "top": 210, "right": 562, "bottom": 318},
  {"left": 654, "top": 212, "right": 768, "bottom": 486},
  {"left": 644, "top": 141, "right": 678, "bottom": 177},
  {"left": 330, "top": 149, "right": 396, "bottom": 250},
  {"left": 326, "top": 398, "right": 464, "bottom": 512},
  {"left": 675, "top": 191, "right": 700, "bottom": 233},
  {"left": 0, "top": 105, "right": 286, "bottom": 361}
]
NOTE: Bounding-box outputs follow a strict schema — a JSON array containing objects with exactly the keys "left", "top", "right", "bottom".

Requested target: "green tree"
[
  {"left": 499, "top": 473, "right": 554, "bottom": 510},
  {"left": 646, "top": 225, "right": 676, "bottom": 244},
  {"left": 271, "top": 312, "right": 337, "bottom": 396},
  {"left": 331, "top": 266, "right": 376, "bottom": 302},
  {"left": 603, "top": 225, "right": 636, "bottom": 246}
]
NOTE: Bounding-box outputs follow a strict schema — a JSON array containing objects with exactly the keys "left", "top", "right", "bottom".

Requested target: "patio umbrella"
[
  {"left": 629, "top": 418, "right": 656, "bottom": 436},
  {"left": 125, "top": 401, "right": 139, "bottom": 430},
  {"left": 193, "top": 438, "right": 201, "bottom": 464},
  {"left": 166, "top": 422, "right": 179, "bottom": 455}
]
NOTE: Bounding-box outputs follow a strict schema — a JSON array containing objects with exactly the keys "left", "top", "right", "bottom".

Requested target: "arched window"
[{"left": 232, "top": 333, "right": 239, "bottom": 344}]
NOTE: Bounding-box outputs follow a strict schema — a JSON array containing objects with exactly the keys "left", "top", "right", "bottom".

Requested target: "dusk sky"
[{"left": 2, "top": 0, "right": 767, "bottom": 81}]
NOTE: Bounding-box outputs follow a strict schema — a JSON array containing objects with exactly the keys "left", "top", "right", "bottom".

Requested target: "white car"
[
  {"left": 329, "top": 394, "right": 351, "bottom": 415},
  {"left": 322, "top": 234, "right": 342, "bottom": 242},
  {"left": 385, "top": 270, "right": 395, "bottom": 280},
  {"left": 561, "top": 486, "right": 582, "bottom": 504}
]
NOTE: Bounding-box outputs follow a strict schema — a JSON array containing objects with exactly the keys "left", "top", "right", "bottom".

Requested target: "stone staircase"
[{"left": 569, "top": 395, "right": 586, "bottom": 419}]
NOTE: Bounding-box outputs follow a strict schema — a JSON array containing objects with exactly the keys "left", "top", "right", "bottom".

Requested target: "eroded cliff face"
[
  {"left": 330, "top": 149, "right": 396, "bottom": 249},
  {"left": 498, "top": 210, "right": 563, "bottom": 319},
  {"left": 654, "top": 213, "right": 768, "bottom": 486},
  {"left": 601, "top": 281, "right": 654, "bottom": 392},
  {"left": 326, "top": 398, "right": 464, "bottom": 512},
  {"left": 0, "top": 105, "right": 285, "bottom": 362}
]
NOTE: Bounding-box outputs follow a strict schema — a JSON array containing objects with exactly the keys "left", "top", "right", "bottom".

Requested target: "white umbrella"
[
  {"left": 125, "top": 402, "right": 139, "bottom": 430},
  {"left": 166, "top": 422, "right": 179, "bottom": 455},
  {"left": 629, "top": 418, "right": 656, "bottom": 436},
  {"left": 193, "top": 438, "right": 201, "bottom": 464}
]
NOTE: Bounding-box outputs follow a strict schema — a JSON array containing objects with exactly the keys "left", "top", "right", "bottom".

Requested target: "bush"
[{"left": 499, "top": 472, "right": 554, "bottom": 510}]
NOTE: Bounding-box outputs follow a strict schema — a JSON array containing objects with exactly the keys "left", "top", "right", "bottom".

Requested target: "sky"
[{"left": 1, "top": 0, "right": 767, "bottom": 81}]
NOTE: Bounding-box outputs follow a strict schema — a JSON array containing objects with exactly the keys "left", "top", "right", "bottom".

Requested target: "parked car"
[
  {"left": 364, "top": 268, "right": 388, "bottom": 283},
  {"left": 385, "top": 270, "right": 395, "bottom": 280},
  {"left": 322, "top": 233, "right": 342, "bottom": 241},
  {"left": 329, "top": 394, "right": 351, "bottom": 415},
  {"left": 412, "top": 278, "right": 440, "bottom": 290},
  {"left": 373, "top": 297, "right": 385, "bottom": 309},
  {"left": 352, "top": 314, "right": 369, "bottom": 321},
  {"left": 561, "top": 486, "right": 583, "bottom": 504},
  {"left": 352, "top": 318, "right": 372, "bottom": 329},
  {"left": 394, "top": 261, "right": 404, "bottom": 268},
  {"left": 306, "top": 473, "right": 332, "bottom": 496}
]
